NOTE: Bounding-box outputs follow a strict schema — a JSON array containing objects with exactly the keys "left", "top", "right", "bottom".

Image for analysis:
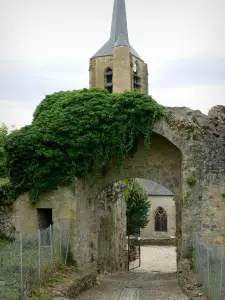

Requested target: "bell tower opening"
[
  {"left": 105, "top": 67, "right": 113, "bottom": 93},
  {"left": 133, "top": 61, "right": 141, "bottom": 91}
]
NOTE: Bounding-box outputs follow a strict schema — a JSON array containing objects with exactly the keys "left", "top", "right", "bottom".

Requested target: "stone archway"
[
  {"left": 73, "top": 132, "right": 183, "bottom": 272},
  {"left": 71, "top": 106, "right": 225, "bottom": 274}
]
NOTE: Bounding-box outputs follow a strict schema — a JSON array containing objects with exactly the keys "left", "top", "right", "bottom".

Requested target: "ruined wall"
[
  {"left": 73, "top": 105, "right": 225, "bottom": 266},
  {"left": 96, "top": 181, "right": 127, "bottom": 273},
  {"left": 0, "top": 205, "right": 15, "bottom": 238},
  {"left": 154, "top": 105, "right": 225, "bottom": 259},
  {"left": 131, "top": 54, "right": 148, "bottom": 94},
  {"left": 6, "top": 105, "right": 225, "bottom": 273},
  {"left": 11, "top": 187, "right": 75, "bottom": 236}
]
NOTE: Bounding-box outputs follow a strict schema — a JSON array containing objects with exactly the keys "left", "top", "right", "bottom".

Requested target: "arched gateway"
[{"left": 70, "top": 105, "right": 225, "bottom": 272}]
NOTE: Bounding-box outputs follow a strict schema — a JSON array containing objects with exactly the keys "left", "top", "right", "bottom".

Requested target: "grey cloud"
[
  {"left": 155, "top": 56, "right": 225, "bottom": 88},
  {"left": 0, "top": 60, "right": 88, "bottom": 103}
]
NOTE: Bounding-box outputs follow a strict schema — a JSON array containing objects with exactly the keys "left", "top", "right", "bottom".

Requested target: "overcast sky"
[{"left": 0, "top": 0, "right": 225, "bottom": 127}]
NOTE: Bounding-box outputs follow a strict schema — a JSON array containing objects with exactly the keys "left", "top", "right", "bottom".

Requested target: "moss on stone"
[
  {"left": 183, "top": 191, "right": 191, "bottom": 208},
  {"left": 187, "top": 176, "right": 196, "bottom": 186}
]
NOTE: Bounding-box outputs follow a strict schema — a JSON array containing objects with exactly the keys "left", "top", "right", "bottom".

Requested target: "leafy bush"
[
  {"left": 126, "top": 179, "right": 151, "bottom": 235},
  {"left": 5, "top": 89, "right": 163, "bottom": 203},
  {"left": 0, "top": 124, "right": 16, "bottom": 204},
  {"left": 0, "top": 123, "right": 8, "bottom": 178}
]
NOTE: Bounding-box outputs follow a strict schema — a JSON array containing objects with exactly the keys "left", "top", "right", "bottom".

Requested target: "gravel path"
[{"left": 76, "top": 246, "right": 188, "bottom": 300}]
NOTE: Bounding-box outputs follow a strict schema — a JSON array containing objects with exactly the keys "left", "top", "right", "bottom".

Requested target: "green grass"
[
  {"left": 0, "top": 237, "right": 70, "bottom": 300},
  {"left": 0, "top": 239, "right": 20, "bottom": 300}
]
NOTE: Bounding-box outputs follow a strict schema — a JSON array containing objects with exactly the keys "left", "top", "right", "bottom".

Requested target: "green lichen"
[
  {"left": 187, "top": 176, "right": 196, "bottom": 186},
  {"left": 183, "top": 191, "right": 191, "bottom": 208}
]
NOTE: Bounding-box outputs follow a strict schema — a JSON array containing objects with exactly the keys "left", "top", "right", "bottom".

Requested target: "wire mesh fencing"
[
  {"left": 194, "top": 234, "right": 225, "bottom": 300},
  {"left": 0, "top": 221, "right": 71, "bottom": 300}
]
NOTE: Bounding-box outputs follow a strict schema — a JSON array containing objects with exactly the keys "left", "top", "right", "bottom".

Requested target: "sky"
[{"left": 0, "top": 0, "right": 225, "bottom": 127}]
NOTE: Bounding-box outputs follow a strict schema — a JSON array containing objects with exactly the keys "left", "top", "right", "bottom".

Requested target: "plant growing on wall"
[
  {"left": 4, "top": 89, "right": 164, "bottom": 203},
  {"left": 126, "top": 179, "right": 151, "bottom": 235}
]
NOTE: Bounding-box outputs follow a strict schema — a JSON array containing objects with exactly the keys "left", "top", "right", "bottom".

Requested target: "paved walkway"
[{"left": 76, "top": 246, "right": 188, "bottom": 300}]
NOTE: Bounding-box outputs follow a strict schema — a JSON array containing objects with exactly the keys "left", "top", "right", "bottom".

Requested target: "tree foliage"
[
  {"left": 5, "top": 89, "right": 164, "bottom": 203},
  {"left": 0, "top": 123, "right": 8, "bottom": 177},
  {"left": 0, "top": 124, "right": 16, "bottom": 204},
  {"left": 126, "top": 179, "right": 151, "bottom": 235}
]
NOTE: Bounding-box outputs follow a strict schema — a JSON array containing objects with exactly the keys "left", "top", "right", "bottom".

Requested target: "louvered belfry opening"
[
  {"left": 133, "top": 71, "right": 141, "bottom": 91},
  {"left": 155, "top": 207, "right": 168, "bottom": 232},
  {"left": 105, "top": 67, "right": 113, "bottom": 93}
]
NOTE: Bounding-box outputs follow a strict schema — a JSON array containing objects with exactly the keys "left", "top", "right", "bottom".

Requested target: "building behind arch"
[{"left": 138, "top": 179, "right": 176, "bottom": 244}]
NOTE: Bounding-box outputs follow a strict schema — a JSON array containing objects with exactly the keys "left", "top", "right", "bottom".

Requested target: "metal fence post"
[
  {"left": 207, "top": 244, "right": 210, "bottom": 286},
  {"left": 65, "top": 229, "right": 71, "bottom": 265},
  {"left": 49, "top": 224, "right": 53, "bottom": 265},
  {"left": 37, "top": 229, "right": 41, "bottom": 283},
  {"left": 206, "top": 241, "right": 211, "bottom": 298},
  {"left": 220, "top": 246, "right": 224, "bottom": 297},
  {"left": 20, "top": 233, "right": 24, "bottom": 297},
  {"left": 60, "top": 221, "right": 62, "bottom": 259}
]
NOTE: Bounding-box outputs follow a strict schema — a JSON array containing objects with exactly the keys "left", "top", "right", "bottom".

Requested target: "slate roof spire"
[
  {"left": 92, "top": 0, "right": 141, "bottom": 58},
  {"left": 110, "top": 0, "right": 129, "bottom": 45}
]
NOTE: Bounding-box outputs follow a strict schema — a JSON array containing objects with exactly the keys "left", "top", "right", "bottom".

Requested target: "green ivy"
[
  {"left": 5, "top": 89, "right": 164, "bottom": 203},
  {"left": 187, "top": 176, "right": 196, "bottom": 186}
]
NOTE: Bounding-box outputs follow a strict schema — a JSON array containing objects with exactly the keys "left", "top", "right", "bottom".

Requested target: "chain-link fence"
[
  {"left": 0, "top": 221, "right": 71, "bottom": 300},
  {"left": 194, "top": 234, "right": 225, "bottom": 300}
]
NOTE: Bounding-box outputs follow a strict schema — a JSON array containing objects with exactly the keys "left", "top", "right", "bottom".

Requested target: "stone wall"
[
  {"left": 11, "top": 187, "right": 75, "bottom": 236},
  {"left": 5, "top": 105, "right": 225, "bottom": 275},
  {"left": 0, "top": 205, "right": 15, "bottom": 238},
  {"left": 97, "top": 181, "right": 127, "bottom": 273}
]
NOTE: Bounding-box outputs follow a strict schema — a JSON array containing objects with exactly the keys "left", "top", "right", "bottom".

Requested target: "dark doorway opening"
[
  {"left": 37, "top": 208, "right": 53, "bottom": 229},
  {"left": 37, "top": 209, "right": 53, "bottom": 246}
]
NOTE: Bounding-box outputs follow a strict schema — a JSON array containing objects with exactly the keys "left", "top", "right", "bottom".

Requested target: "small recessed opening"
[
  {"left": 104, "top": 67, "right": 113, "bottom": 93},
  {"left": 37, "top": 208, "right": 53, "bottom": 230}
]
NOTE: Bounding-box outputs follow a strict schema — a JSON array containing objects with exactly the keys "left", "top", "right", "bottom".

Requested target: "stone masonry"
[
  {"left": 72, "top": 104, "right": 225, "bottom": 271},
  {"left": 3, "top": 105, "right": 225, "bottom": 278},
  {"left": 0, "top": 205, "right": 15, "bottom": 238},
  {"left": 97, "top": 181, "right": 127, "bottom": 273}
]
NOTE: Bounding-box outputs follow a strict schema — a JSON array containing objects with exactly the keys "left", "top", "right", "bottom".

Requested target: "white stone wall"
[{"left": 141, "top": 195, "right": 176, "bottom": 239}]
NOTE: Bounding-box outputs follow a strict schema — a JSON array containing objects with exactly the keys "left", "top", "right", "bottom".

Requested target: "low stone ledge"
[
  {"left": 140, "top": 238, "right": 176, "bottom": 246},
  {"left": 51, "top": 269, "right": 97, "bottom": 299}
]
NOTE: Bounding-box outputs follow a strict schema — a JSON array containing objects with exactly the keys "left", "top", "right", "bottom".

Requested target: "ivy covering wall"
[{"left": 4, "top": 89, "right": 163, "bottom": 203}]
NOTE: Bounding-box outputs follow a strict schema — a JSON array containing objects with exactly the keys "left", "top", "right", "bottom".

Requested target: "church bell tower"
[{"left": 89, "top": 0, "right": 148, "bottom": 94}]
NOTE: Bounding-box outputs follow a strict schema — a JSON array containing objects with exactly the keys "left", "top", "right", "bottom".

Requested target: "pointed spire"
[
  {"left": 110, "top": 0, "right": 129, "bottom": 45},
  {"left": 92, "top": 0, "right": 141, "bottom": 59}
]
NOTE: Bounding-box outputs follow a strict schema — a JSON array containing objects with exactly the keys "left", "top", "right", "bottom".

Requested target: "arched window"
[
  {"left": 133, "top": 61, "right": 141, "bottom": 91},
  {"left": 155, "top": 207, "right": 167, "bottom": 232},
  {"left": 104, "top": 67, "right": 113, "bottom": 93}
]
